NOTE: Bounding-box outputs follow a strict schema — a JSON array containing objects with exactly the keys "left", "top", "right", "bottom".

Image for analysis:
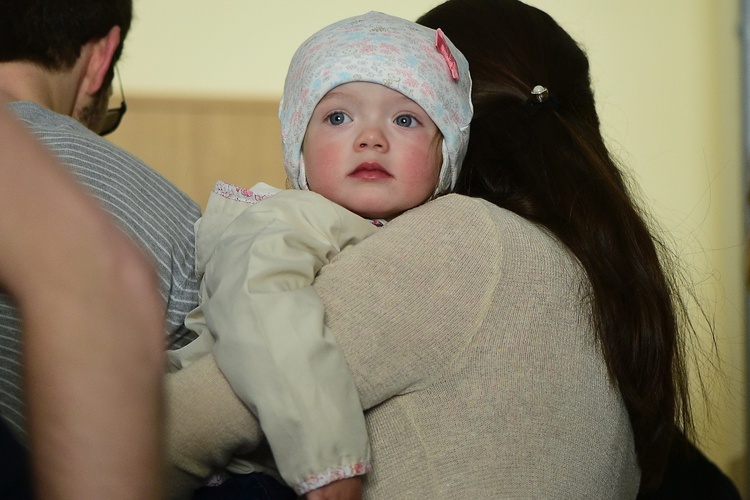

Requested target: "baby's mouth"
[{"left": 350, "top": 162, "right": 392, "bottom": 180}]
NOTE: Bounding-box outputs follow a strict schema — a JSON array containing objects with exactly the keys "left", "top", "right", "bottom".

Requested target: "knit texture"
[{"left": 314, "top": 194, "right": 640, "bottom": 498}]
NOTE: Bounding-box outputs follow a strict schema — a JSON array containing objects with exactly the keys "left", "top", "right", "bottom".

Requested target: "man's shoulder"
[
  {"left": 8, "top": 100, "right": 80, "bottom": 132},
  {"left": 9, "top": 101, "right": 134, "bottom": 161},
  {"left": 7, "top": 100, "right": 200, "bottom": 217}
]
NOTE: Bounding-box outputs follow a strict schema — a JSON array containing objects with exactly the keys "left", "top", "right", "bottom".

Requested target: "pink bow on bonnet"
[{"left": 279, "top": 11, "right": 473, "bottom": 195}]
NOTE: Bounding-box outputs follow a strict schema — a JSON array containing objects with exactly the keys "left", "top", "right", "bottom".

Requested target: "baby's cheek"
[
  {"left": 305, "top": 152, "right": 341, "bottom": 196},
  {"left": 303, "top": 147, "right": 341, "bottom": 188}
]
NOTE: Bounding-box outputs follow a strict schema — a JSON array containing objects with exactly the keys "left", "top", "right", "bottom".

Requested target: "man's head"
[
  {"left": 0, "top": 0, "right": 132, "bottom": 72},
  {"left": 0, "top": 0, "right": 132, "bottom": 132}
]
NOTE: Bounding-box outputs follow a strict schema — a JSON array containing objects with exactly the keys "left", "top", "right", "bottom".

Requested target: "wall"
[
  {"left": 111, "top": 0, "right": 747, "bottom": 491},
  {"left": 122, "top": 0, "right": 446, "bottom": 98}
]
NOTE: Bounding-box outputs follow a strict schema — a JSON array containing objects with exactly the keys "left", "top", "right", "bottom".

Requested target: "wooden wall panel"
[{"left": 109, "top": 96, "right": 285, "bottom": 209}]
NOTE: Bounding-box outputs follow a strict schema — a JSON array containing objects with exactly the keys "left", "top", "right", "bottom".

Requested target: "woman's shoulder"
[
  {"left": 407, "top": 194, "right": 529, "bottom": 223},
  {"left": 398, "top": 194, "right": 580, "bottom": 276},
  {"left": 408, "top": 193, "right": 494, "bottom": 215},
  {"left": 397, "top": 194, "right": 548, "bottom": 244},
  {"left": 380, "top": 194, "right": 500, "bottom": 252}
]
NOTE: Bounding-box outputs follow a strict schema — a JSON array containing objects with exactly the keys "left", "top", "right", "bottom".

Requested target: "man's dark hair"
[{"left": 0, "top": 0, "right": 133, "bottom": 72}]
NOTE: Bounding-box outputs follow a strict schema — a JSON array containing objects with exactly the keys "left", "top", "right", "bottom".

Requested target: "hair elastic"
[
  {"left": 525, "top": 85, "right": 558, "bottom": 115},
  {"left": 530, "top": 85, "right": 549, "bottom": 102}
]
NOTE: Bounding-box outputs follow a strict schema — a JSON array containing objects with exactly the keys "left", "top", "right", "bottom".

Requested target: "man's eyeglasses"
[{"left": 99, "top": 67, "right": 127, "bottom": 136}]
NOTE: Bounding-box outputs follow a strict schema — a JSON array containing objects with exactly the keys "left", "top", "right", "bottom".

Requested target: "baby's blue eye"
[
  {"left": 327, "top": 112, "right": 349, "bottom": 125},
  {"left": 395, "top": 114, "right": 417, "bottom": 127}
]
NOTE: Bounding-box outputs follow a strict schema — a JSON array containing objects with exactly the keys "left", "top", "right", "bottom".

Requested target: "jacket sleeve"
[{"left": 199, "top": 190, "right": 377, "bottom": 494}]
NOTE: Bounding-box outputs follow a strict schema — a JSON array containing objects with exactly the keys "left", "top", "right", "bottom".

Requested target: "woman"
[
  {"left": 417, "top": 0, "right": 698, "bottom": 494},
  {"left": 168, "top": 1, "right": 699, "bottom": 498}
]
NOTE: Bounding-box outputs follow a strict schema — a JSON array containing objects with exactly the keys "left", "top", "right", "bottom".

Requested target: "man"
[
  {"left": 0, "top": 0, "right": 201, "bottom": 473},
  {"left": 0, "top": 103, "right": 166, "bottom": 499}
]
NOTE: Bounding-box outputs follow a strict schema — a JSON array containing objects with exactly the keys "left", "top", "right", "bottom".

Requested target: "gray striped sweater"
[{"left": 1, "top": 101, "right": 201, "bottom": 441}]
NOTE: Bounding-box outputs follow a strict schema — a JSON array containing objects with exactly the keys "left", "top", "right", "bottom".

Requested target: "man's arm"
[{"left": 0, "top": 104, "right": 165, "bottom": 500}]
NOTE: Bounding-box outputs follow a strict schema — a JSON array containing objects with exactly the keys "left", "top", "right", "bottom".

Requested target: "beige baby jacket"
[{"left": 169, "top": 183, "right": 377, "bottom": 494}]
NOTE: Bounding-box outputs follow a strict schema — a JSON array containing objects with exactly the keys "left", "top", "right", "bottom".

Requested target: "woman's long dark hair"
[{"left": 419, "top": 0, "right": 698, "bottom": 492}]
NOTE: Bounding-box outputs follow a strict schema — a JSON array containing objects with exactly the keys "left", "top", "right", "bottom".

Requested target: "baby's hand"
[{"left": 306, "top": 477, "right": 363, "bottom": 500}]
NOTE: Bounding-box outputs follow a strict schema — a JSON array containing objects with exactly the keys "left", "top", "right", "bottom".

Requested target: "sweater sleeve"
[{"left": 199, "top": 190, "right": 377, "bottom": 494}]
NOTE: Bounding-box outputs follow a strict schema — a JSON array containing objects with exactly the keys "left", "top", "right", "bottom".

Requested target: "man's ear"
[{"left": 81, "top": 26, "right": 122, "bottom": 96}]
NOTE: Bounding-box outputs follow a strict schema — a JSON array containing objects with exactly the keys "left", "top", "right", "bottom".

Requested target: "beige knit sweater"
[{"left": 167, "top": 194, "right": 640, "bottom": 499}]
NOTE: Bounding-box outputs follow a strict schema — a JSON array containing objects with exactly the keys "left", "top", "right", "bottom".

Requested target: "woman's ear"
[{"left": 81, "top": 26, "right": 122, "bottom": 96}]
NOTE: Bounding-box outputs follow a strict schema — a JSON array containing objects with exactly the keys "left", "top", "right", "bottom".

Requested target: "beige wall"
[
  {"left": 116, "top": 0, "right": 747, "bottom": 491},
  {"left": 123, "top": 0, "right": 445, "bottom": 98}
]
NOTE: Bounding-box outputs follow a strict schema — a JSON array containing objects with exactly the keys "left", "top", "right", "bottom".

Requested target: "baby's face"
[{"left": 302, "top": 82, "right": 442, "bottom": 220}]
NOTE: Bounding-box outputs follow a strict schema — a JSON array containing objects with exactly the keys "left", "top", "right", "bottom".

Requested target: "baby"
[{"left": 168, "top": 11, "right": 472, "bottom": 498}]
